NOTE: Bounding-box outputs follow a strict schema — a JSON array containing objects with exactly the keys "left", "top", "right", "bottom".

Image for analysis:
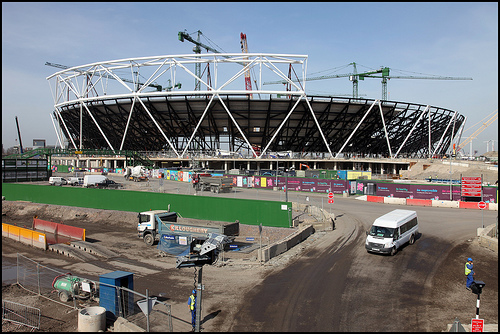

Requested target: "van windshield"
[{"left": 369, "top": 226, "right": 395, "bottom": 238}]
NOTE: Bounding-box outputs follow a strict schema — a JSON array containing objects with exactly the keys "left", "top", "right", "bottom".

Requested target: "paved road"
[
  {"left": 129, "top": 176, "right": 497, "bottom": 331},
  {"left": 45, "top": 175, "right": 498, "bottom": 331}
]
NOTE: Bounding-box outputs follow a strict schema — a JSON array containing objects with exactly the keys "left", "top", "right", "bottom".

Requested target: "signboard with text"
[
  {"left": 471, "top": 318, "right": 484, "bottom": 332},
  {"left": 461, "top": 176, "right": 482, "bottom": 197}
]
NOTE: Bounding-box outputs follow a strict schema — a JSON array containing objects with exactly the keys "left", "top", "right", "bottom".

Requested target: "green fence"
[{"left": 2, "top": 184, "right": 291, "bottom": 228}]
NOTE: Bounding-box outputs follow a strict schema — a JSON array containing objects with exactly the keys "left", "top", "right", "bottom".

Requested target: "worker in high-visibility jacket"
[
  {"left": 188, "top": 289, "right": 197, "bottom": 330},
  {"left": 465, "top": 257, "right": 475, "bottom": 290}
]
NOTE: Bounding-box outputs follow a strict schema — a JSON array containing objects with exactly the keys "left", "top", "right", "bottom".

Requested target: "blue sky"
[{"left": 2, "top": 2, "right": 498, "bottom": 154}]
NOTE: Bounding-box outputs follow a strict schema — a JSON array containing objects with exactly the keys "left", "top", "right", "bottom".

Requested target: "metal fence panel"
[
  {"left": 2, "top": 300, "right": 41, "bottom": 330},
  {"left": 14, "top": 253, "right": 173, "bottom": 332}
]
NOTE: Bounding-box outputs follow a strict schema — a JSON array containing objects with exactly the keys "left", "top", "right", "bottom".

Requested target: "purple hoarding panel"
[{"left": 224, "top": 174, "right": 496, "bottom": 203}]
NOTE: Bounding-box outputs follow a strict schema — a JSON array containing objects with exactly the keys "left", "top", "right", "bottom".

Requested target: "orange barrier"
[
  {"left": 406, "top": 199, "right": 432, "bottom": 207},
  {"left": 459, "top": 202, "right": 489, "bottom": 210},
  {"left": 33, "top": 218, "right": 85, "bottom": 241},
  {"left": 366, "top": 195, "right": 384, "bottom": 203},
  {"left": 2, "top": 223, "right": 47, "bottom": 249}
]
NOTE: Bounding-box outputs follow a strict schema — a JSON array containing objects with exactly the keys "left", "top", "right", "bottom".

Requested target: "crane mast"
[{"left": 240, "top": 32, "right": 253, "bottom": 98}]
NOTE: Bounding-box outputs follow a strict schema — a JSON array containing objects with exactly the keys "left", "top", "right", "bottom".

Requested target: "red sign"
[
  {"left": 328, "top": 192, "right": 334, "bottom": 199},
  {"left": 471, "top": 318, "right": 484, "bottom": 332},
  {"left": 461, "top": 176, "right": 482, "bottom": 197},
  {"left": 328, "top": 199, "right": 334, "bottom": 204},
  {"left": 478, "top": 201, "right": 487, "bottom": 210}
]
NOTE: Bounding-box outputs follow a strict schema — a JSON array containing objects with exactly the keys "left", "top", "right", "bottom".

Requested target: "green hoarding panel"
[{"left": 1, "top": 184, "right": 291, "bottom": 228}]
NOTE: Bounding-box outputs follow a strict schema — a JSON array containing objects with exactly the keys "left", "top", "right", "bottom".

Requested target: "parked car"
[
  {"left": 49, "top": 177, "right": 68, "bottom": 186},
  {"left": 95, "top": 179, "right": 123, "bottom": 189}
]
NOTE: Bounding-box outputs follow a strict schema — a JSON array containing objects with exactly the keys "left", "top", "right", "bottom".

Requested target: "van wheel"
[
  {"left": 409, "top": 234, "right": 415, "bottom": 245},
  {"left": 390, "top": 247, "right": 397, "bottom": 256},
  {"left": 144, "top": 234, "right": 154, "bottom": 246}
]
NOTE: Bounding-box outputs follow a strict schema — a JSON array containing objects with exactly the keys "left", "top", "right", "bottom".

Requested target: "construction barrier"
[
  {"left": 383, "top": 197, "right": 406, "bottom": 205},
  {"left": 431, "top": 200, "right": 460, "bottom": 208},
  {"left": 2, "top": 223, "right": 47, "bottom": 250},
  {"left": 33, "top": 218, "right": 85, "bottom": 241},
  {"left": 406, "top": 199, "right": 432, "bottom": 207},
  {"left": 366, "top": 195, "right": 384, "bottom": 203},
  {"left": 459, "top": 202, "right": 489, "bottom": 210}
]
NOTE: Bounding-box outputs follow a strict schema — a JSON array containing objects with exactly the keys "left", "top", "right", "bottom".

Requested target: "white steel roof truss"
[
  {"left": 432, "top": 111, "right": 458, "bottom": 156},
  {"left": 172, "top": 59, "right": 213, "bottom": 92},
  {"left": 181, "top": 94, "right": 216, "bottom": 157},
  {"left": 53, "top": 108, "right": 77, "bottom": 149},
  {"left": 258, "top": 98, "right": 303, "bottom": 158},
  {"left": 136, "top": 97, "right": 180, "bottom": 157},
  {"left": 50, "top": 113, "right": 64, "bottom": 149},
  {"left": 261, "top": 59, "right": 304, "bottom": 93},
  {"left": 100, "top": 66, "right": 134, "bottom": 93},
  {"left": 378, "top": 101, "right": 393, "bottom": 158},
  {"left": 335, "top": 100, "right": 379, "bottom": 158},
  {"left": 393, "top": 105, "right": 430, "bottom": 158},
  {"left": 304, "top": 97, "right": 333, "bottom": 157},
  {"left": 217, "top": 95, "right": 258, "bottom": 158},
  {"left": 119, "top": 96, "right": 138, "bottom": 151},
  {"left": 80, "top": 102, "right": 115, "bottom": 151}
]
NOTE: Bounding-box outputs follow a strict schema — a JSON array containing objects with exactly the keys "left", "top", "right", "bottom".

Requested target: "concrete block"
[
  {"left": 406, "top": 198, "right": 432, "bottom": 207},
  {"left": 383, "top": 197, "right": 406, "bottom": 205},
  {"left": 431, "top": 200, "right": 460, "bottom": 208},
  {"left": 488, "top": 203, "right": 498, "bottom": 211}
]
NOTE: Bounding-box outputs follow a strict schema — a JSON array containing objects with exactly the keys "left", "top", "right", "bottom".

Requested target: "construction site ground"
[{"left": 2, "top": 158, "right": 498, "bottom": 332}]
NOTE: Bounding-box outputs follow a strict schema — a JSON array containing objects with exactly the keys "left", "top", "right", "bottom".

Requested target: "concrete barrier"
[
  {"left": 459, "top": 202, "right": 488, "bottom": 210},
  {"left": 383, "top": 197, "right": 406, "bottom": 205},
  {"left": 488, "top": 202, "right": 498, "bottom": 211},
  {"left": 406, "top": 198, "right": 432, "bottom": 207},
  {"left": 477, "top": 224, "right": 498, "bottom": 252},
  {"left": 366, "top": 195, "right": 384, "bottom": 203},
  {"left": 259, "top": 224, "right": 314, "bottom": 262},
  {"left": 431, "top": 200, "right": 460, "bottom": 208},
  {"left": 33, "top": 218, "right": 85, "bottom": 241},
  {"left": 2, "top": 223, "right": 47, "bottom": 249}
]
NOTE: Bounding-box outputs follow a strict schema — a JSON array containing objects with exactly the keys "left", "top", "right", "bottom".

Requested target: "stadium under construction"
[{"left": 45, "top": 53, "right": 466, "bottom": 173}]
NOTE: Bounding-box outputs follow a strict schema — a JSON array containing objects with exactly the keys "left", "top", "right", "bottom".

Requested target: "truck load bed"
[{"left": 176, "top": 217, "right": 239, "bottom": 236}]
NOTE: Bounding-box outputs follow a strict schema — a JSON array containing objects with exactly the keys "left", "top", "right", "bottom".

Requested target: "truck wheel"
[
  {"left": 215, "top": 187, "right": 220, "bottom": 194},
  {"left": 390, "top": 246, "right": 397, "bottom": 256},
  {"left": 409, "top": 234, "right": 415, "bottom": 245},
  {"left": 144, "top": 234, "right": 154, "bottom": 246},
  {"left": 59, "top": 290, "right": 71, "bottom": 302}
]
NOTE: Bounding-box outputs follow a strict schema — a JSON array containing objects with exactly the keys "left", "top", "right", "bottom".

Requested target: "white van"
[
  {"left": 49, "top": 177, "right": 68, "bottom": 186},
  {"left": 365, "top": 209, "right": 418, "bottom": 256},
  {"left": 83, "top": 175, "right": 108, "bottom": 188},
  {"left": 67, "top": 177, "right": 84, "bottom": 186}
]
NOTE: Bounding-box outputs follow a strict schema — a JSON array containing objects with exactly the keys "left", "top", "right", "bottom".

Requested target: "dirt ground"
[
  {"left": 1, "top": 200, "right": 308, "bottom": 332},
  {"left": 2, "top": 168, "right": 498, "bottom": 332}
]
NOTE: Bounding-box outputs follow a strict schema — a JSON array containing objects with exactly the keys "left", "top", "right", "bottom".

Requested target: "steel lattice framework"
[{"left": 47, "top": 53, "right": 465, "bottom": 159}]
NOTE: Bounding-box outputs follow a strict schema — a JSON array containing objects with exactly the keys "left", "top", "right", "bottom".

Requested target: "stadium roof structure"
[{"left": 47, "top": 53, "right": 465, "bottom": 159}]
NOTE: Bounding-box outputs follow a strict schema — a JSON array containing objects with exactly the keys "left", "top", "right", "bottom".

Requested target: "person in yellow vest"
[
  {"left": 188, "top": 289, "right": 197, "bottom": 330},
  {"left": 465, "top": 258, "right": 475, "bottom": 290}
]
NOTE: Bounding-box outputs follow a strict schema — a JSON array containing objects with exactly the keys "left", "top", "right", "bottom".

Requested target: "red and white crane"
[{"left": 240, "top": 32, "right": 253, "bottom": 98}]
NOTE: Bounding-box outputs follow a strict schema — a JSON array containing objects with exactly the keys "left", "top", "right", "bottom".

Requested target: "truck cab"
[{"left": 138, "top": 210, "right": 178, "bottom": 246}]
